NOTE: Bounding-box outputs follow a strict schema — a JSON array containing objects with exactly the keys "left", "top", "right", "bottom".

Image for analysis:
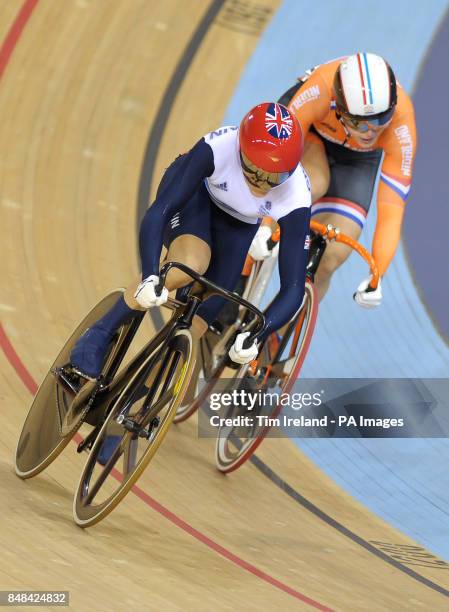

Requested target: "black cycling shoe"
[{"left": 70, "top": 324, "right": 115, "bottom": 380}]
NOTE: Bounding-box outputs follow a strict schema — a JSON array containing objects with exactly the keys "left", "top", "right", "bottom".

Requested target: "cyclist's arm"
[
  {"left": 371, "top": 197, "right": 405, "bottom": 277},
  {"left": 373, "top": 111, "right": 416, "bottom": 275},
  {"left": 139, "top": 138, "right": 215, "bottom": 278},
  {"left": 259, "top": 207, "right": 311, "bottom": 342}
]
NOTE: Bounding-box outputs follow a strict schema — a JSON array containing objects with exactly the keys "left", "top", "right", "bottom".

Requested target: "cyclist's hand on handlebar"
[
  {"left": 229, "top": 332, "right": 258, "bottom": 365},
  {"left": 249, "top": 225, "right": 272, "bottom": 261},
  {"left": 353, "top": 276, "right": 382, "bottom": 309},
  {"left": 134, "top": 275, "right": 168, "bottom": 308}
]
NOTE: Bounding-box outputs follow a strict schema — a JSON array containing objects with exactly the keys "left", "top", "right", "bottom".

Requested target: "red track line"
[
  {"left": 131, "top": 483, "right": 333, "bottom": 609},
  {"left": 0, "top": 2, "right": 333, "bottom": 607},
  {"left": 0, "top": 0, "right": 39, "bottom": 80},
  {"left": 0, "top": 324, "right": 38, "bottom": 395},
  {"left": 1, "top": 329, "right": 334, "bottom": 610}
]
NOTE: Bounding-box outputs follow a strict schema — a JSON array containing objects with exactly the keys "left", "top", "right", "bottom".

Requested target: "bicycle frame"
[{"left": 88, "top": 313, "right": 178, "bottom": 417}]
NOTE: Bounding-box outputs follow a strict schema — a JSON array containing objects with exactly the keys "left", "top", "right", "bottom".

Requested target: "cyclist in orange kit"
[{"left": 276, "top": 52, "right": 417, "bottom": 307}]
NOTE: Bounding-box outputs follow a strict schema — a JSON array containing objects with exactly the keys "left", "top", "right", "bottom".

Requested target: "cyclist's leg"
[
  {"left": 196, "top": 205, "right": 260, "bottom": 330},
  {"left": 309, "top": 140, "right": 383, "bottom": 300},
  {"left": 123, "top": 234, "right": 211, "bottom": 311},
  {"left": 133, "top": 183, "right": 213, "bottom": 341},
  {"left": 164, "top": 234, "right": 210, "bottom": 291},
  {"left": 165, "top": 234, "right": 212, "bottom": 340},
  {"left": 126, "top": 181, "right": 213, "bottom": 299},
  {"left": 312, "top": 212, "right": 361, "bottom": 300}
]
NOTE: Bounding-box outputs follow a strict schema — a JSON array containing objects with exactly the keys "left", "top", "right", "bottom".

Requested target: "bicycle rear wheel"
[
  {"left": 216, "top": 278, "right": 318, "bottom": 473},
  {"left": 15, "top": 290, "right": 126, "bottom": 479},
  {"left": 73, "top": 328, "right": 195, "bottom": 527}
]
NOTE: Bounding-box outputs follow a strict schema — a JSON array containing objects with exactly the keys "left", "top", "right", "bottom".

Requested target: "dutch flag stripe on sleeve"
[{"left": 380, "top": 171, "right": 411, "bottom": 201}]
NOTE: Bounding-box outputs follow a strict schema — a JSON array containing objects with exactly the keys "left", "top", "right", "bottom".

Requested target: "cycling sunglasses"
[
  {"left": 240, "top": 152, "right": 293, "bottom": 188},
  {"left": 340, "top": 109, "right": 394, "bottom": 133}
]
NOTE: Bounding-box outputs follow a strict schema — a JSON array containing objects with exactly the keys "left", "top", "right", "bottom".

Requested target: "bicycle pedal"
[
  {"left": 66, "top": 364, "right": 99, "bottom": 383},
  {"left": 52, "top": 365, "right": 81, "bottom": 395}
]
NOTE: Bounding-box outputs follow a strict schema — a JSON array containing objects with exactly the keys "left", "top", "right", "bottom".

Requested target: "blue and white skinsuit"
[{"left": 140, "top": 125, "right": 312, "bottom": 342}]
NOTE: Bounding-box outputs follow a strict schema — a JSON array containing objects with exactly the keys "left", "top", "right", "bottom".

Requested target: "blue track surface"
[{"left": 224, "top": 0, "right": 449, "bottom": 560}]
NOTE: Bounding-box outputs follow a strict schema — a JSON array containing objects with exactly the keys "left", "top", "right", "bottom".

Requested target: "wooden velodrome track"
[{"left": 1, "top": 1, "right": 448, "bottom": 610}]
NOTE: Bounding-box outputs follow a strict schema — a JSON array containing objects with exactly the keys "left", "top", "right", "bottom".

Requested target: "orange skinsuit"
[{"left": 288, "top": 58, "right": 417, "bottom": 276}]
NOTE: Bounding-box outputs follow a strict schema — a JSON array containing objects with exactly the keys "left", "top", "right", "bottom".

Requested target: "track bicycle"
[
  {"left": 215, "top": 220, "right": 379, "bottom": 472},
  {"left": 14, "top": 262, "right": 265, "bottom": 526}
]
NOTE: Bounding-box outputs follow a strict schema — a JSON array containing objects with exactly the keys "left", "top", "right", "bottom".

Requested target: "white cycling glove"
[
  {"left": 353, "top": 276, "right": 382, "bottom": 309},
  {"left": 134, "top": 275, "right": 168, "bottom": 309},
  {"left": 228, "top": 331, "right": 259, "bottom": 365},
  {"left": 249, "top": 225, "right": 272, "bottom": 261}
]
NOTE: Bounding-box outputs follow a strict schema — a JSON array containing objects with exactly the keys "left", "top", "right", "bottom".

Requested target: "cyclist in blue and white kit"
[{"left": 70, "top": 103, "right": 311, "bottom": 378}]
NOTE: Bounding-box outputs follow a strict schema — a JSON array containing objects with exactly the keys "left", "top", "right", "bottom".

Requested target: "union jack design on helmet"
[{"left": 265, "top": 103, "right": 294, "bottom": 139}]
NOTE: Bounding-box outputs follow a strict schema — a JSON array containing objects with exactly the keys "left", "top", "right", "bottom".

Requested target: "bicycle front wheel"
[{"left": 73, "top": 328, "right": 195, "bottom": 527}]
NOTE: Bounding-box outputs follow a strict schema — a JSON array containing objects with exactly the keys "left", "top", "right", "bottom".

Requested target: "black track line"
[
  {"left": 137, "top": 0, "right": 225, "bottom": 330},
  {"left": 249, "top": 453, "right": 449, "bottom": 598}
]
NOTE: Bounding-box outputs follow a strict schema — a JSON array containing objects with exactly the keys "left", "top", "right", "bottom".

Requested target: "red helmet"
[{"left": 239, "top": 102, "right": 303, "bottom": 174}]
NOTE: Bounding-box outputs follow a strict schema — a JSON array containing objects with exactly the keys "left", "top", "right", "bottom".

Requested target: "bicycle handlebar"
[
  {"left": 309, "top": 220, "right": 379, "bottom": 289},
  {"left": 268, "top": 222, "right": 379, "bottom": 289},
  {"left": 157, "top": 261, "right": 266, "bottom": 348}
]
